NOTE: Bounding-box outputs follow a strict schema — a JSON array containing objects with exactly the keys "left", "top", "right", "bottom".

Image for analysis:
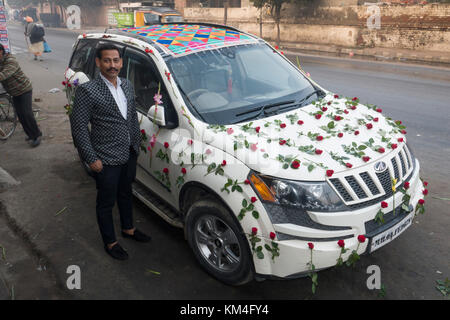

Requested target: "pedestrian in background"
[
  {"left": 24, "top": 16, "right": 45, "bottom": 61},
  {"left": 0, "top": 44, "right": 42, "bottom": 147},
  {"left": 70, "top": 44, "right": 151, "bottom": 260}
]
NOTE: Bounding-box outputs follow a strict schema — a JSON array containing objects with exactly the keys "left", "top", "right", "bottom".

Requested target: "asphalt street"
[{"left": 0, "top": 22, "right": 449, "bottom": 300}]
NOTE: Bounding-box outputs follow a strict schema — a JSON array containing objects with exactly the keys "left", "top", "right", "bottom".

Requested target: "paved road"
[{"left": 1, "top": 23, "right": 449, "bottom": 300}]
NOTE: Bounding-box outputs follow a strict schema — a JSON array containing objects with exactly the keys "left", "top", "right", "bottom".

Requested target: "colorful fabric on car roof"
[{"left": 122, "top": 24, "right": 257, "bottom": 56}]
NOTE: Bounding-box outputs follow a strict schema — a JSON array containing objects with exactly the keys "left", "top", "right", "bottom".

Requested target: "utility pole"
[{"left": 223, "top": 0, "right": 228, "bottom": 26}]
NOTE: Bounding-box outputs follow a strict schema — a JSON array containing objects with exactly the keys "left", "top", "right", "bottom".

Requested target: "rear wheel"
[
  {"left": 185, "top": 198, "right": 254, "bottom": 286},
  {"left": 0, "top": 94, "right": 17, "bottom": 140}
]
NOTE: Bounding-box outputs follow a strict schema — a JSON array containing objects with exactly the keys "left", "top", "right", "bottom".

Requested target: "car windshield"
[
  {"left": 166, "top": 43, "right": 318, "bottom": 125},
  {"left": 164, "top": 15, "right": 183, "bottom": 23}
]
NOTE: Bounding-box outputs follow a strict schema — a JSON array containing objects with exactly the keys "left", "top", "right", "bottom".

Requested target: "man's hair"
[
  {"left": 0, "top": 44, "right": 5, "bottom": 54},
  {"left": 96, "top": 44, "right": 121, "bottom": 60}
]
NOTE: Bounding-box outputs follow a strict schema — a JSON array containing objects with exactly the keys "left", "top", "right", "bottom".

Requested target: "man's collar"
[{"left": 99, "top": 72, "right": 121, "bottom": 88}]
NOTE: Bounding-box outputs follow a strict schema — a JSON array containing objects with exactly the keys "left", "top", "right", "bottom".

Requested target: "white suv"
[{"left": 65, "top": 23, "right": 426, "bottom": 285}]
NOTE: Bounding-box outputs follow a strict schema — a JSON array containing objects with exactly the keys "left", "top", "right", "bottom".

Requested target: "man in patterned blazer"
[{"left": 70, "top": 44, "right": 151, "bottom": 260}]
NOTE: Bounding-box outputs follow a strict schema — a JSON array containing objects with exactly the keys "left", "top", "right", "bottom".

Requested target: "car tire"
[{"left": 185, "top": 198, "right": 254, "bottom": 286}]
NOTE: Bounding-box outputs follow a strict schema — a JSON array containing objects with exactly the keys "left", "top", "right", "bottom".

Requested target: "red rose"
[
  {"left": 351, "top": 106, "right": 357, "bottom": 110},
  {"left": 337, "top": 240, "right": 345, "bottom": 248},
  {"left": 376, "top": 108, "right": 382, "bottom": 113},
  {"left": 315, "top": 113, "right": 322, "bottom": 120},
  {"left": 227, "top": 128, "right": 234, "bottom": 135},
  {"left": 221, "top": 160, "right": 227, "bottom": 166},
  {"left": 255, "top": 126, "right": 260, "bottom": 133},
  {"left": 163, "top": 168, "right": 169, "bottom": 174},
  {"left": 391, "top": 144, "right": 398, "bottom": 149},
  {"left": 423, "top": 189, "right": 428, "bottom": 196},
  {"left": 187, "top": 139, "right": 193, "bottom": 145},
  {"left": 404, "top": 182, "right": 410, "bottom": 189},
  {"left": 250, "top": 143, "right": 258, "bottom": 151},
  {"left": 140, "top": 129, "right": 146, "bottom": 135},
  {"left": 82, "top": 33, "right": 87, "bottom": 38},
  {"left": 378, "top": 147, "right": 385, "bottom": 153},
  {"left": 418, "top": 199, "right": 425, "bottom": 205},
  {"left": 338, "top": 132, "right": 344, "bottom": 138},
  {"left": 279, "top": 139, "right": 287, "bottom": 145},
  {"left": 251, "top": 196, "right": 257, "bottom": 203},
  {"left": 322, "top": 107, "right": 328, "bottom": 112},
  {"left": 269, "top": 232, "right": 276, "bottom": 240},
  {"left": 315, "top": 149, "right": 323, "bottom": 155},
  {"left": 423, "top": 181, "right": 428, "bottom": 187},
  {"left": 205, "top": 149, "right": 212, "bottom": 155},
  {"left": 354, "top": 130, "right": 360, "bottom": 136},
  {"left": 334, "top": 94, "right": 339, "bottom": 99},
  {"left": 316, "top": 135, "right": 324, "bottom": 141},
  {"left": 344, "top": 110, "right": 349, "bottom": 114},
  {"left": 326, "top": 170, "right": 334, "bottom": 177},
  {"left": 357, "top": 235, "right": 366, "bottom": 243},
  {"left": 251, "top": 227, "right": 258, "bottom": 235},
  {"left": 373, "top": 117, "right": 379, "bottom": 122},
  {"left": 308, "top": 242, "right": 314, "bottom": 250},
  {"left": 181, "top": 167, "right": 187, "bottom": 174},
  {"left": 297, "top": 120, "right": 304, "bottom": 125},
  {"left": 62, "top": 81, "right": 67, "bottom": 86},
  {"left": 334, "top": 115, "right": 342, "bottom": 121},
  {"left": 291, "top": 160, "right": 301, "bottom": 169},
  {"left": 164, "top": 142, "right": 169, "bottom": 148},
  {"left": 346, "top": 163, "right": 353, "bottom": 168},
  {"left": 398, "top": 138, "right": 404, "bottom": 142},
  {"left": 396, "top": 120, "right": 402, "bottom": 125},
  {"left": 244, "top": 179, "right": 251, "bottom": 185},
  {"left": 280, "top": 123, "right": 286, "bottom": 129},
  {"left": 401, "top": 130, "right": 407, "bottom": 134},
  {"left": 363, "top": 156, "right": 370, "bottom": 162},
  {"left": 352, "top": 97, "right": 358, "bottom": 101},
  {"left": 381, "top": 201, "right": 388, "bottom": 208},
  {"left": 366, "top": 123, "right": 373, "bottom": 129},
  {"left": 67, "top": 83, "right": 72, "bottom": 88},
  {"left": 327, "top": 101, "right": 332, "bottom": 105}
]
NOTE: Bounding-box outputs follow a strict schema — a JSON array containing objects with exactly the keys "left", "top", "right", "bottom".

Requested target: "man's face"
[{"left": 95, "top": 49, "right": 122, "bottom": 79}]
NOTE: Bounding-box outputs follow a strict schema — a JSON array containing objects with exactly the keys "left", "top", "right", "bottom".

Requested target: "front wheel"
[
  {"left": 185, "top": 198, "right": 254, "bottom": 286},
  {"left": 0, "top": 94, "right": 17, "bottom": 140}
]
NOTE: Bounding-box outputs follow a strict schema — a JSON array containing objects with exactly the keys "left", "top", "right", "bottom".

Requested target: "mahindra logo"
[{"left": 374, "top": 161, "right": 387, "bottom": 173}]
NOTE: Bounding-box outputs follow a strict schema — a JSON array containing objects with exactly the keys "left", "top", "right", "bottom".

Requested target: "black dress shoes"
[
  {"left": 121, "top": 229, "right": 152, "bottom": 242},
  {"left": 104, "top": 243, "right": 129, "bottom": 260}
]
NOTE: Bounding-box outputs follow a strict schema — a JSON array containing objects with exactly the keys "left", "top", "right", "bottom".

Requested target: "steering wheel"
[{"left": 187, "top": 88, "right": 209, "bottom": 100}]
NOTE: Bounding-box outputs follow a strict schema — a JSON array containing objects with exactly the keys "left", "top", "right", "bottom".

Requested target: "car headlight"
[{"left": 249, "top": 172, "right": 348, "bottom": 212}]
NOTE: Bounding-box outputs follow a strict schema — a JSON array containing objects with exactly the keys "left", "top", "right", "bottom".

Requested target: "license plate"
[{"left": 369, "top": 212, "right": 414, "bottom": 253}]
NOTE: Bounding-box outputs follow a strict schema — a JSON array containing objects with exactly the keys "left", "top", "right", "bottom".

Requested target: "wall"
[{"left": 182, "top": 3, "right": 450, "bottom": 53}]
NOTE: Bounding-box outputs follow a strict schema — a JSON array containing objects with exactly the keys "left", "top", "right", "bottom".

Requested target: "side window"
[
  {"left": 122, "top": 47, "right": 174, "bottom": 116},
  {"left": 69, "top": 39, "right": 97, "bottom": 77},
  {"left": 143, "top": 13, "right": 159, "bottom": 24}
]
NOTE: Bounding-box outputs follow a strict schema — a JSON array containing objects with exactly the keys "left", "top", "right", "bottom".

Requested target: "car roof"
[{"left": 115, "top": 23, "right": 260, "bottom": 57}]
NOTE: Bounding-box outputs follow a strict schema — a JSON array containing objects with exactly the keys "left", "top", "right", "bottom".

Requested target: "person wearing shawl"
[{"left": 24, "top": 16, "right": 44, "bottom": 61}]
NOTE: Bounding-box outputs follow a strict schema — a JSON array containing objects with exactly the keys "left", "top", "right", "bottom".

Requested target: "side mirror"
[{"left": 147, "top": 105, "right": 166, "bottom": 127}]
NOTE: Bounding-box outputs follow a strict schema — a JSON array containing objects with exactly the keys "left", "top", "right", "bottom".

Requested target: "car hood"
[{"left": 202, "top": 94, "right": 407, "bottom": 181}]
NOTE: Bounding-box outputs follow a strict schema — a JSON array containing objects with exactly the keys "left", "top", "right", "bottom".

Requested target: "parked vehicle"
[
  {"left": 65, "top": 23, "right": 426, "bottom": 285},
  {"left": 134, "top": 7, "right": 183, "bottom": 26}
]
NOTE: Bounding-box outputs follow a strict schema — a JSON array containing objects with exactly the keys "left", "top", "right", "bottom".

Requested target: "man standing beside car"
[{"left": 70, "top": 44, "right": 151, "bottom": 260}]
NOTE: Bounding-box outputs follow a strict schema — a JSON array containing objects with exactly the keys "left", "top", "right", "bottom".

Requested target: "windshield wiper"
[
  {"left": 270, "top": 89, "right": 326, "bottom": 115},
  {"left": 231, "top": 100, "right": 295, "bottom": 124}
]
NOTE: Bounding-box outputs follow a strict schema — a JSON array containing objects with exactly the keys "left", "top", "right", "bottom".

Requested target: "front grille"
[{"left": 329, "top": 144, "right": 415, "bottom": 209}]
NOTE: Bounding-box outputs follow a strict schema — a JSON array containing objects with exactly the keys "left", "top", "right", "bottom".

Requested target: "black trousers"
[
  {"left": 94, "top": 150, "right": 137, "bottom": 246},
  {"left": 12, "top": 90, "right": 42, "bottom": 140}
]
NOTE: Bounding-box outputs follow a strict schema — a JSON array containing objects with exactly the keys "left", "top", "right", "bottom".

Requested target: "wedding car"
[{"left": 65, "top": 23, "right": 426, "bottom": 285}]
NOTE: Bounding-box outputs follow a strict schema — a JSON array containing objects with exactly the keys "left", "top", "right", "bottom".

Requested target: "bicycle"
[
  {"left": 0, "top": 92, "right": 40, "bottom": 140},
  {"left": 0, "top": 92, "right": 17, "bottom": 140}
]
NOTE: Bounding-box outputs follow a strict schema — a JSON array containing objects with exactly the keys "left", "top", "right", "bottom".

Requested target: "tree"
[{"left": 250, "top": 0, "right": 315, "bottom": 47}]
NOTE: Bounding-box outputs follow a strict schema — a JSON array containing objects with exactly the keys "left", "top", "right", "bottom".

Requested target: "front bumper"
[{"left": 254, "top": 160, "right": 423, "bottom": 279}]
